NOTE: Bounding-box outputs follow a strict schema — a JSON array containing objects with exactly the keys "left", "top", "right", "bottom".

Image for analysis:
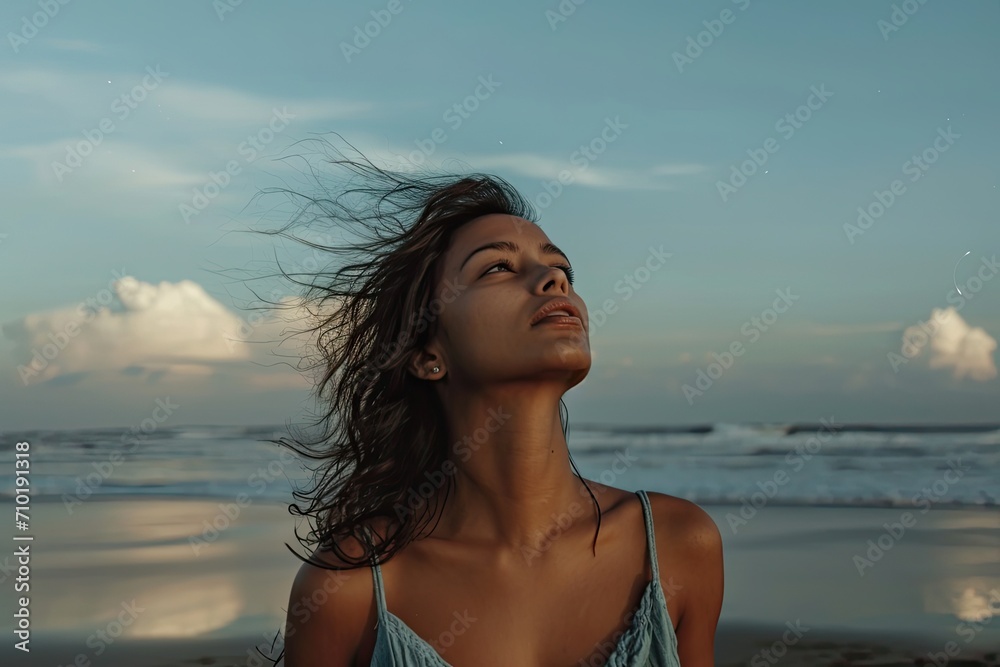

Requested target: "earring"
[{"left": 432, "top": 366, "right": 440, "bottom": 374}]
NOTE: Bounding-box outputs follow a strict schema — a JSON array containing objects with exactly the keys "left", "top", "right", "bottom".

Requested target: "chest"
[
  {"left": 356, "top": 534, "right": 681, "bottom": 666},
  {"left": 376, "top": 580, "right": 666, "bottom": 667}
]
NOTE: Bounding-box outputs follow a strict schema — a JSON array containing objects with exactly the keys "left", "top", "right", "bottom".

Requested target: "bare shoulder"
[
  {"left": 582, "top": 481, "right": 723, "bottom": 570},
  {"left": 577, "top": 481, "right": 721, "bottom": 553},
  {"left": 643, "top": 492, "right": 724, "bottom": 664},
  {"left": 644, "top": 491, "right": 723, "bottom": 557},
  {"left": 283, "top": 533, "right": 379, "bottom": 667}
]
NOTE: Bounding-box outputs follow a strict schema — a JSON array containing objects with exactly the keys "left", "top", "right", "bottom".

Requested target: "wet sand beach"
[{"left": 3, "top": 496, "right": 998, "bottom": 666}]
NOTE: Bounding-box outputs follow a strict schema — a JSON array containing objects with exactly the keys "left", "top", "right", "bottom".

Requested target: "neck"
[{"left": 427, "top": 381, "right": 597, "bottom": 561}]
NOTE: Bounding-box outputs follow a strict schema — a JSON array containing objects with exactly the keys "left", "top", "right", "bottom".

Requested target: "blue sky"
[{"left": 1, "top": 0, "right": 998, "bottom": 430}]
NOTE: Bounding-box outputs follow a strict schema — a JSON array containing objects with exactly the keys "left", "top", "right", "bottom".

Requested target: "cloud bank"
[
  {"left": 2, "top": 276, "right": 315, "bottom": 387},
  {"left": 900, "top": 307, "right": 997, "bottom": 381}
]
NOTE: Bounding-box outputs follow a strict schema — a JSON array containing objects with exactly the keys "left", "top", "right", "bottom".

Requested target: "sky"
[{"left": 1, "top": 0, "right": 998, "bottom": 431}]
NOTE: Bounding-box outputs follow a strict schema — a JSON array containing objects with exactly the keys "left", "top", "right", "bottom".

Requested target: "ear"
[{"left": 407, "top": 346, "right": 444, "bottom": 380}]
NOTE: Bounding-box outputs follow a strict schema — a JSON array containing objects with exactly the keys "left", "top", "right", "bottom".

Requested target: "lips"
[{"left": 530, "top": 299, "right": 582, "bottom": 326}]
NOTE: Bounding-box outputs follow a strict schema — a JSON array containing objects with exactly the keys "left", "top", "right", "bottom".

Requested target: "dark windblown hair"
[{"left": 249, "top": 134, "right": 600, "bottom": 665}]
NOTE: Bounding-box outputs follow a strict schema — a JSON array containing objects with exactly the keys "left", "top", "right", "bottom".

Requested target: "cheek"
[
  {"left": 467, "top": 302, "right": 515, "bottom": 345},
  {"left": 438, "top": 299, "right": 488, "bottom": 349},
  {"left": 461, "top": 290, "right": 515, "bottom": 325},
  {"left": 445, "top": 296, "right": 516, "bottom": 351}
]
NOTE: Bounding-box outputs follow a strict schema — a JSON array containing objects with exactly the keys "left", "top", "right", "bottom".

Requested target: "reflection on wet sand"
[
  {"left": 3, "top": 497, "right": 997, "bottom": 666},
  {"left": 12, "top": 497, "right": 301, "bottom": 641}
]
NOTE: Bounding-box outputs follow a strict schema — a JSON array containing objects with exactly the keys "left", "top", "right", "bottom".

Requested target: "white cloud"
[
  {"left": 154, "top": 81, "right": 371, "bottom": 124},
  {"left": 374, "top": 148, "right": 708, "bottom": 192},
  {"left": 1, "top": 277, "right": 319, "bottom": 386},
  {"left": 795, "top": 321, "right": 905, "bottom": 336},
  {"left": 455, "top": 152, "right": 708, "bottom": 191},
  {"left": 0, "top": 65, "right": 371, "bottom": 124},
  {"left": 1, "top": 140, "right": 208, "bottom": 190},
  {"left": 0, "top": 67, "right": 375, "bottom": 201},
  {"left": 0, "top": 67, "right": 79, "bottom": 105},
  {"left": 901, "top": 307, "right": 997, "bottom": 381}
]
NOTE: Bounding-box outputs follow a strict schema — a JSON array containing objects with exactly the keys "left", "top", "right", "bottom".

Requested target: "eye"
[
  {"left": 483, "top": 259, "right": 515, "bottom": 275},
  {"left": 483, "top": 259, "right": 575, "bottom": 285}
]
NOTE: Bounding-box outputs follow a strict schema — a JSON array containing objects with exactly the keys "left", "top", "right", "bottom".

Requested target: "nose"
[{"left": 534, "top": 264, "right": 570, "bottom": 295}]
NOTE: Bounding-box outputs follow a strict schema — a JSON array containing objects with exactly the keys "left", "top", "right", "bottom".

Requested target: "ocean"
[
  {"left": 5, "top": 421, "right": 998, "bottom": 509},
  {"left": 3, "top": 421, "right": 999, "bottom": 665}
]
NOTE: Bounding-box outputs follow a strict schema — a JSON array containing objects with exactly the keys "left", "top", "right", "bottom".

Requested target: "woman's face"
[{"left": 417, "top": 213, "right": 591, "bottom": 388}]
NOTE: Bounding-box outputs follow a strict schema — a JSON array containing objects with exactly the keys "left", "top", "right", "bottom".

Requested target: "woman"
[{"left": 264, "top": 137, "right": 724, "bottom": 666}]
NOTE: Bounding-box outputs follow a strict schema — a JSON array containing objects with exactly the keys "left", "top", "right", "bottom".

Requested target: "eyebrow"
[{"left": 459, "top": 240, "right": 571, "bottom": 271}]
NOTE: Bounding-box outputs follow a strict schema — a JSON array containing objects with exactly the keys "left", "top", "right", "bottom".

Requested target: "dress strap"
[
  {"left": 635, "top": 489, "right": 660, "bottom": 583},
  {"left": 364, "top": 527, "right": 388, "bottom": 618}
]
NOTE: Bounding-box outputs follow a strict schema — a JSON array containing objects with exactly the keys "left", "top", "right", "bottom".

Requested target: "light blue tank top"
[{"left": 367, "top": 489, "right": 681, "bottom": 666}]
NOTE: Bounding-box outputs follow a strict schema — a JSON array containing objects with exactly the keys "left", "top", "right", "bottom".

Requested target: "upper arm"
[
  {"left": 648, "top": 493, "right": 725, "bottom": 667},
  {"left": 282, "top": 544, "right": 376, "bottom": 667}
]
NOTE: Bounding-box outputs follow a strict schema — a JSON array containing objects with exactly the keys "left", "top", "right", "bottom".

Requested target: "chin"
[{"left": 560, "top": 357, "right": 591, "bottom": 379}]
